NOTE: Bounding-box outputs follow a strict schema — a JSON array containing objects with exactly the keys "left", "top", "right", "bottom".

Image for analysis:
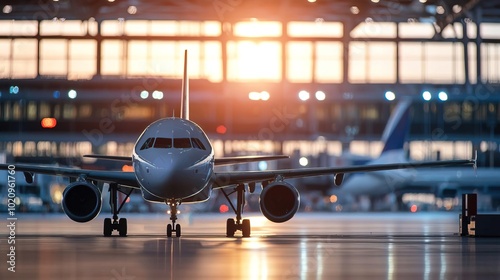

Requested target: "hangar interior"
[{"left": 1, "top": 0, "right": 500, "bottom": 211}]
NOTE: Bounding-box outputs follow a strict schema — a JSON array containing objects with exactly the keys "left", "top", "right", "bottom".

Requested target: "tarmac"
[{"left": 1, "top": 211, "right": 499, "bottom": 279}]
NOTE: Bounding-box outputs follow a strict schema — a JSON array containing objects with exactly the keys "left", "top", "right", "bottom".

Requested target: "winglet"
[{"left": 180, "top": 49, "right": 189, "bottom": 120}]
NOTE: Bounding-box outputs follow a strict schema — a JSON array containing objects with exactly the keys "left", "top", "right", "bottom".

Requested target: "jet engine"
[
  {"left": 62, "top": 181, "right": 102, "bottom": 223},
  {"left": 259, "top": 181, "right": 300, "bottom": 223}
]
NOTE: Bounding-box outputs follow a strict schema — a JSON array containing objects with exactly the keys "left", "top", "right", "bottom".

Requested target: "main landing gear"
[
  {"left": 166, "top": 199, "right": 181, "bottom": 237},
  {"left": 103, "top": 183, "right": 133, "bottom": 237},
  {"left": 221, "top": 184, "right": 251, "bottom": 237}
]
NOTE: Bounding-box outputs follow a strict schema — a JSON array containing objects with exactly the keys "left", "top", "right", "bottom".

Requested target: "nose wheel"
[{"left": 166, "top": 199, "right": 181, "bottom": 237}]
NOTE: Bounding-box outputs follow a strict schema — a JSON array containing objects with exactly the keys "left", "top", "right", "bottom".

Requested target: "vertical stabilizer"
[
  {"left": 380, "top": 99, "right": 412, "bottom": 154},
  {"left": 181, "top": 50, "right": 189, "bottom": 120}
]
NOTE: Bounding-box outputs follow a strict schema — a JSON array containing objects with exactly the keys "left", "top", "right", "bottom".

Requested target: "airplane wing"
[
  {"left": 83, "top": 155, "right": 132, "bottom": 162},
  {"left": 83, "top": 154, "right": 289, "bottom": 166},
  {"left": 0, "top": 163, "right": 139, "bottom": 188},
  {"left": 214, "top": 155, "right": 289, "bottom": 166},
  {"left": 212, "top": 158, "right": 475, "bottom": 188}
]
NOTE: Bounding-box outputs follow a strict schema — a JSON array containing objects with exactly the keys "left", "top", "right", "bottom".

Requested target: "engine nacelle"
[
  {"left": 259, "top": 181, "right": 300, "bottom": 223},
  {"left": 62, "top": 182, "right": 102, "bottom": 223}
]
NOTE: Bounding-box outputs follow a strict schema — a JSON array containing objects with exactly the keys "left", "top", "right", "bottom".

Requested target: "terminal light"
[
  {"left": 384, "top": 91, "right": 396, "bottom": 101},
  {"left": 438, "top": 91, "right": 448, "bottom": 101},
  {"left": 127, "top": 6, "right": 137, "bottom": 14},
  {"left": 249, "top": 91, "right": 260, "bottom": 100},
  {"left": 248, "top": 91, "right": 270, "bottom": 101},
  {"left": 260, "top": 91, "right": 270, "bottom": 101},
  {"left": 3, "top": 5, "right": 12, "bottom": 14},
  {"left": 258, "top": 161, "right": 268, "bottom": 171},
  {"left": 140, "top": 90, "right": 149, "bottom": 99},
  {"left": 315, "top": 90, "right": 326, "bottom": 101},
  {"left": 299, "top": 157, "right": 309, "bottom": 167},
  {"left": 9, "top": 85, "right": 19, "bottom": 94},
  {"left": 68, "top": 89, "right": 77, "bottom": 99},
  {"left": 298, "top": 90, "right": 310, "bottom": 101},
  {"left": 41, "top": 118, "right": 57, "bottom": 129},
  {"left": 422, "top": 91, "right": 432, "bottom": 101},
  {"left": 152, "top": 90, "right": 163, "bottom": 100},
  {"left": 216, "top": 125, "right": 227, "bottom": 134},
  {"left": 350, "top": 6, "right": 360, "bottom": 14}
]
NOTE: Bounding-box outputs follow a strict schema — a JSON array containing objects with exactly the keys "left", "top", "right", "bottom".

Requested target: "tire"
[
  {"left": 167, "top": 224, "right": 173, "bottom": 237},
  {"left": 119, "top": 218, "right": 127, "bottom": 237},
  {"left": 242, "top": 219, "right": 251, "bottom": 238},
  {"left": 103, "top": 218, "right": 112, "bottom": 237},
  {"left": 226, "top": 218, "right": 235, "bottom": 237},
  {"left": 175, "top": 224, "right": 181, "bottom": 237}
]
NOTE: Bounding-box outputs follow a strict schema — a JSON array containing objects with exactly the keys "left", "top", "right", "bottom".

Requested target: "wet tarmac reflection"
[{"left": 1, "top": 213, "right": 500, "bottom": 279}]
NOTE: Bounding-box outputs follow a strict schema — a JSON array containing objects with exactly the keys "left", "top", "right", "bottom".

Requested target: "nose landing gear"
[{"left": 166, "top": 199, "right": 181, "bottom": 237}]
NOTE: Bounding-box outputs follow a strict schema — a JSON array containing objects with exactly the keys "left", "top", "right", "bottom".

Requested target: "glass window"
[
  {"left": 154, "top": 138, "right": 172, "bottom": 149},
  {"left": 140, "top": 138, "right": 155, "bottom": 150},
  {"left": 0, "top": 20, "right": 37, "bottom": 36},
  {"left": 315, "top": 42, "right": 343, "bottom": 83},
  {"left": 351, "top": 21, "right": 396, "bottom": 38},
  {"left": 287, "top": 42, "right": 312, "bottom": 82},
  {"left": 12, "top": 39, "right": 37, "bottom": 78},
  {"left": 0, "top": 39, "right": 11, "bottom": 78},
  {"left": 349, "top": 42, "right": 396, "bottom": 83},
  {"left": 40, "top": 39, "right": 67, "bottom": 77},
  {"left": 174, "top": 138, "right": 192, "bottom": 148},
  {"left": 233, "top": 21, "right": 282, "bottom": 37},
  {"left": 227, "top": 40, "right": 281, "bottom": 81},
  {"left": 191, "top": 138, "right": 206, "bottom": 150},
  {"left": 101, "top": 40, "right": 125, "bottom": 76},
  {"left": 288, "top": 21, "right": 343, "bottom": 38},
  {"left": 68, "top": 40, "right": 96, "bottom": 80}
]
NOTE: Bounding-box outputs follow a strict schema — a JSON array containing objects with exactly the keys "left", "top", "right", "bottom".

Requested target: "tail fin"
[
  {"left": 380, "top": 99, "right": 412, "bottom": 154},
  {"left": 180, "top": 49, "right": 189, "bottom": 120}
]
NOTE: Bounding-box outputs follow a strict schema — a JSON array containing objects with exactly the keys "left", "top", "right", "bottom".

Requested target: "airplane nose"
[{"left": 147, "top": 160, "right": 201, "bottom": 199}]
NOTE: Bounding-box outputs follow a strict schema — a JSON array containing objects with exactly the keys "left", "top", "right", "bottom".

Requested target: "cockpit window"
[
  {"left": 154, "top": 138, "right": 173, "bottom": 148},
  {"left": 140, "top": 137, "right": 206, "bottom": 150},
  {"left": 191, "top": 138, "right": 206, "bottom": 150},
  {"left": 140, "top": 137, "right": 155, "bottom": 150},
  {"left": 173, "top": 138, "right": 192, "bottom": 148}
]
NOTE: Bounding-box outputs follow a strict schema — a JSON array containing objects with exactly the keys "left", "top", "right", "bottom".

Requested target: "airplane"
[
  {"left": 0, "top": 50, "right": 476, "bottom": 238},
  {"left": 336, "top": 99, "right": 485, "bottom": 210}
]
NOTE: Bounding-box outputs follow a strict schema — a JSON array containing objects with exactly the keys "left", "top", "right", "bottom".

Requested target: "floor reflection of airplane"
[
  {"left": 0, "top": 51, "right": 475, "bottom": 238},
  {"left": 337, "top": 99, "right": 484, "bottom": 210}
]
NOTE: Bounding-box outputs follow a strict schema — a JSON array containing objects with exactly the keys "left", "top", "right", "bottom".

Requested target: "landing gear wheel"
[
  {"left": 119, "top": 218, "right": 127, "bottom": 237},
  {"left": 167, "top": 224, "right": 173, "bottom": 237},
  {"left": 103, "top": 218, "right": 112, "bottom": 237},
  {"left": 175, "top": 224, "right": 181, "bottom": 237},
  {"left": 226, "top": 218, "right": 235, "bottom": 237},
  {"left": 242, "top": 219, "right": 251, "bottom": 237}
]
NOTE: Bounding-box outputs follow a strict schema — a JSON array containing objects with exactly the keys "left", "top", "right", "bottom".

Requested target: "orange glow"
[
  {"left": 410, "top": 204, "right": 418, "bottom": 213},
  {"left": 233, "top": 21, "right": 282, "bottom": 37},
  {"left": 227, "top": 40, "right": 281, "bottom": 81},
  {"left": 219, "top": 204, "right": 229, "bottom": 213},
  {"left": 41, "top": 117, "right": 57, "bottom": 128},
  {"left": 122, "top": 165, "right": 134, "bottom": 172}
]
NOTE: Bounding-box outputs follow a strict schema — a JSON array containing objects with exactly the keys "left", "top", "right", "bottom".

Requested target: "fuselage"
[{"left": 132, "top": 118, "right": 214, "bottom": 203}]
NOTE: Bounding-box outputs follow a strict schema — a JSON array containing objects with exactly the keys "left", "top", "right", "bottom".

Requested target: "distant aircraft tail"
[
  {"left": 380, "top": 99, "right": 412, "bottom": 154},
  {"left": 181, "top": 50, "right": 189, "bottom": 120}
]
